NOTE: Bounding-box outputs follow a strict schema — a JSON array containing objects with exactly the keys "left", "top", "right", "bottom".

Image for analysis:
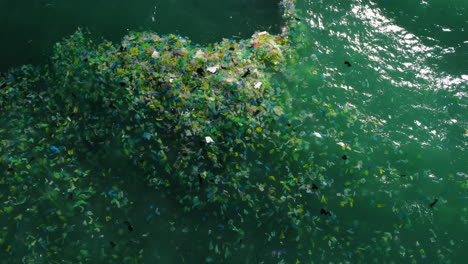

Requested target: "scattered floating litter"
[
  {"left": 206, "top": 66, "right": 219, "bottom": 73},
  {"left": 320, "top": 208, "right": 331, "bottom": 216},
  {"left": 242, "top": 69, "right": 251, "bottom": 78},
  {"left": 0, "top": 0, "right": 459, "bottom": 262},
  {"left": 124, "top": 221, "right": 134, "bottom": 232},
  {"left": 151, "top": 50, "right": 160, "bottom": 58}
]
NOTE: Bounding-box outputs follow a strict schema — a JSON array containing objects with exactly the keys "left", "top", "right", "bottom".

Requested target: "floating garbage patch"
[{"left": 1, "top": 0, "right": 465, "bottom": 263}]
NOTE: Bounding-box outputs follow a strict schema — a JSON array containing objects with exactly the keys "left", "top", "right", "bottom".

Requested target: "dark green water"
[
  {"left": 0, "top": 0, "right": 282, "bottom": 72},
  {"left": 0, "top": 0, "right": 467, "bottom": 263}
]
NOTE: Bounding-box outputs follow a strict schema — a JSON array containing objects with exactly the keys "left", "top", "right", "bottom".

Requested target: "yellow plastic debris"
[{"left": 321, "top": 195, "right": 327, "bottom": 204}]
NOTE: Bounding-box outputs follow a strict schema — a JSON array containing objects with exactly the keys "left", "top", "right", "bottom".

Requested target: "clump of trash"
[
  {"left": 0, "top": 1, "right": 315, "bottom": 262},
  {"left": 2, "top": 0, "right": 446, "bottom": 263}
]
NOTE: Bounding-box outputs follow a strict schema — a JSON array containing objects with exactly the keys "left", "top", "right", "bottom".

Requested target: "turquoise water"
[
  {"left": 280, "top": 0, "right": 467, "bottom": 262},
  {"left": 0, "top": 0, "right": 467, "bottom": 263}
]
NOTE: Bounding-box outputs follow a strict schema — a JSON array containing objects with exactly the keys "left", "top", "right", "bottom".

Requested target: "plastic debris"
[
  {"left": 151, "top": 50, "right": 160, "bottom": 58},
  {"left": 0, "top": 0, "right": 459, "bottom": 263},
  {"left": 206, "top": 66, "right": 219, "bottom": 73}
]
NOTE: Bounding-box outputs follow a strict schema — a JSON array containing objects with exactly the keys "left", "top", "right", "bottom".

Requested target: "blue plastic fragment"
[
  {"left": 143, "top": 132, "right": 151, "bottom": 140},
  {"left": 107, "top": 190, "right": 118, "bottom": 198},
  {"left": 146, "top": 214, "right": 153, "bottom": 222},
  {"left": 50, "top": 146, "right": 60, "bottom": 153}
]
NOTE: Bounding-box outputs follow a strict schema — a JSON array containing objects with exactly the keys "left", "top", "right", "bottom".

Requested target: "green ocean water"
[
  {"left": 0, "top": 0, "right": 467, "bottom": 263},
  {"left": 0, "top": 0, "right": 282, "bottom": 72},
  {"left": 279, "top": 0, "right": 467, "bottom": 262}
]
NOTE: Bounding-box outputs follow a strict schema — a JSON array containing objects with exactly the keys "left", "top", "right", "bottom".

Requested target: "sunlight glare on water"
[{"left": 0, "top": 0, "right": 466, "bottom": 263}]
